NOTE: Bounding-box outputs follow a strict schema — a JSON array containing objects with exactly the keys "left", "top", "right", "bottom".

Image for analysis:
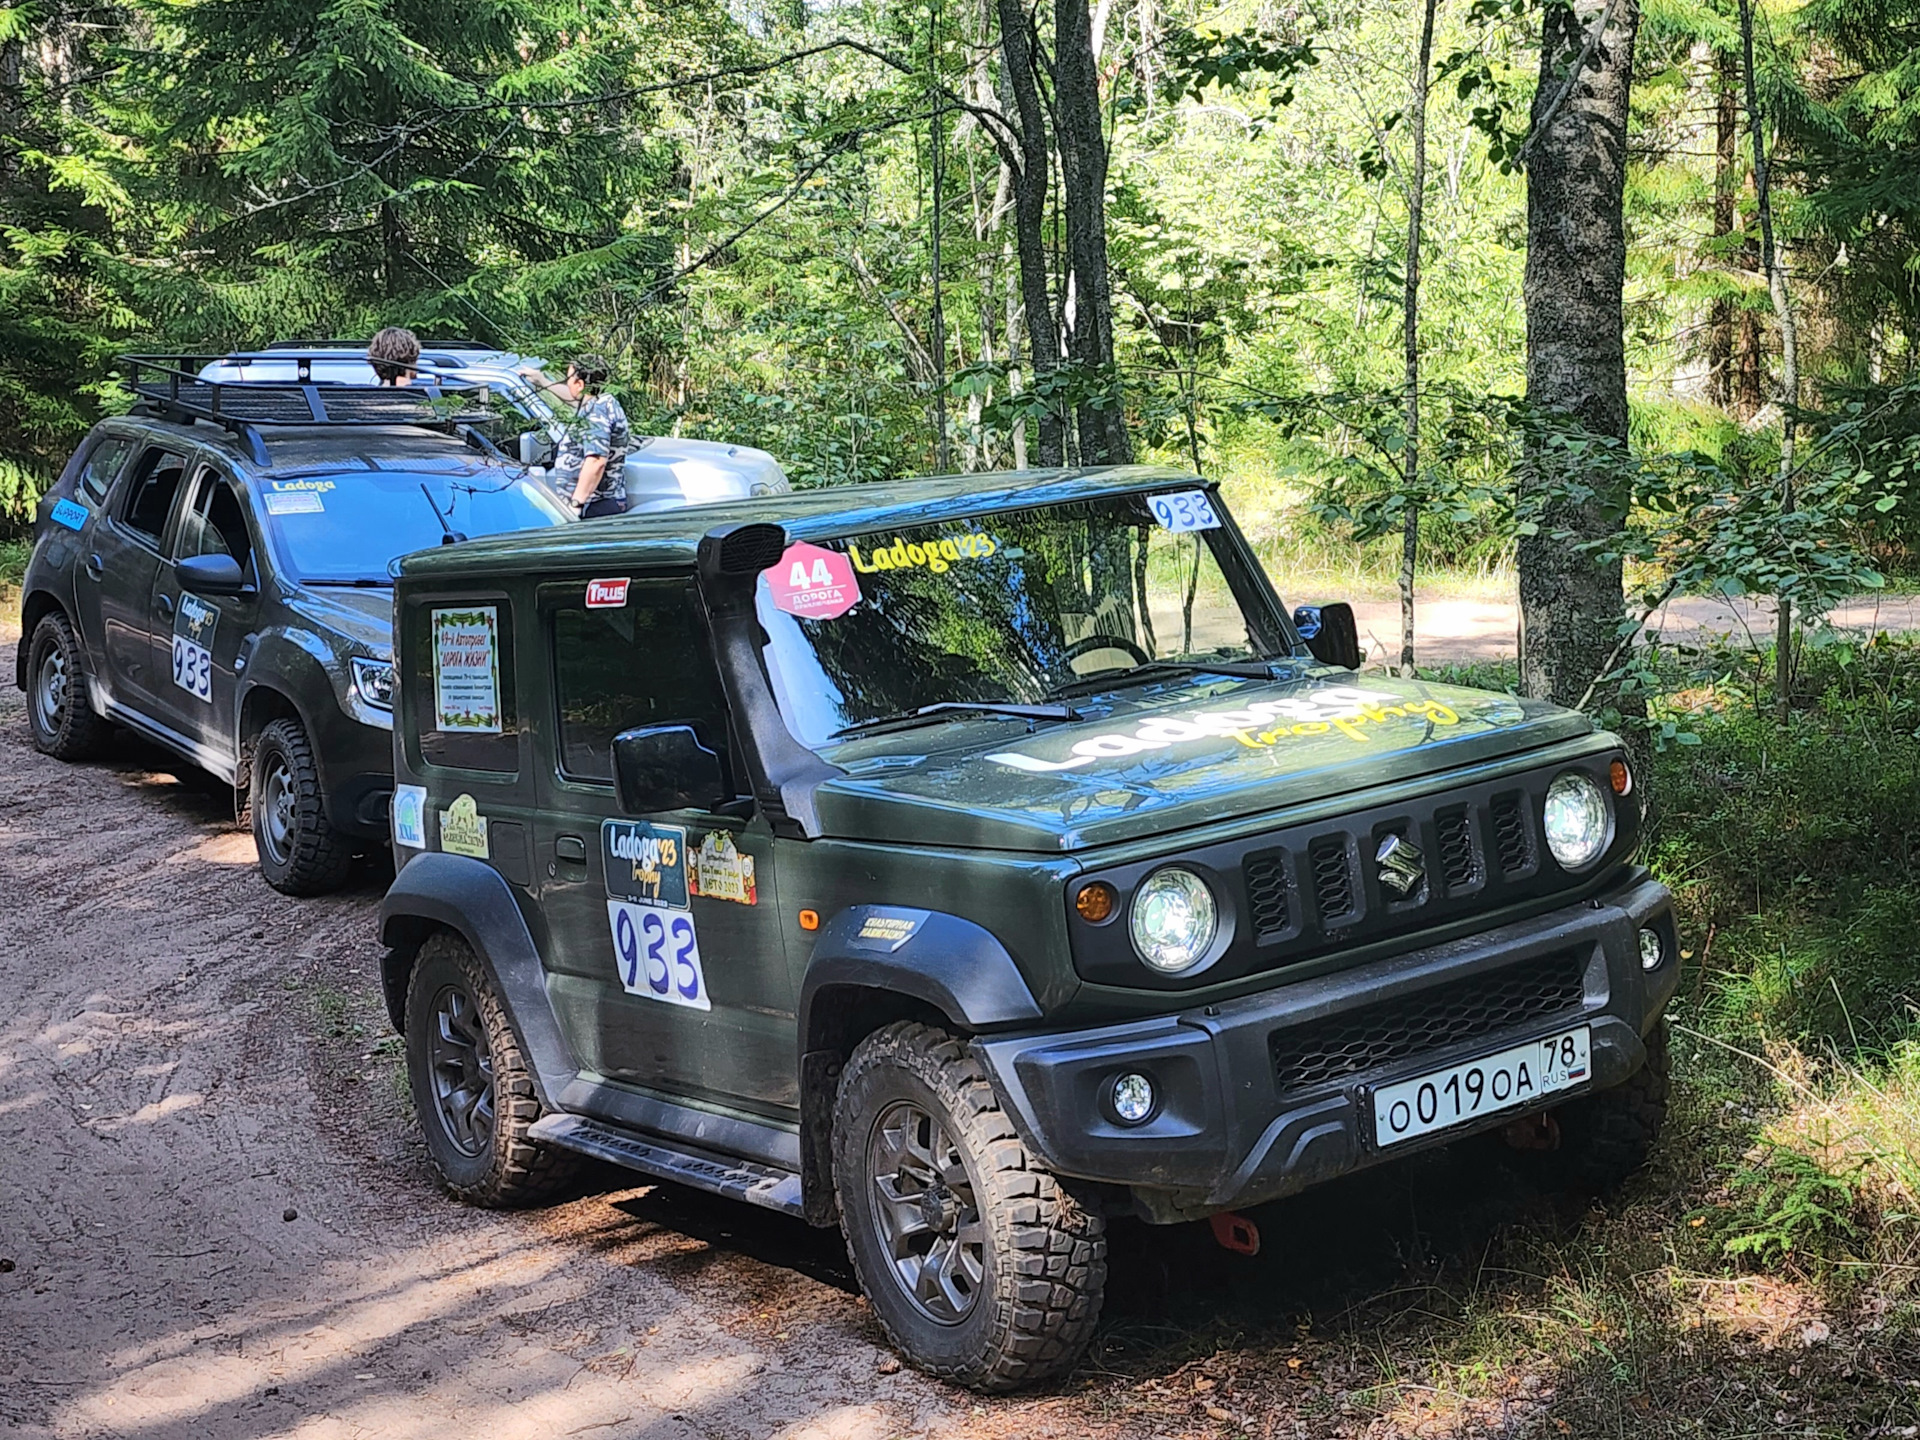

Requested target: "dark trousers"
[{"left": 580, "top": 496, "right": 628, "bottom": 520}]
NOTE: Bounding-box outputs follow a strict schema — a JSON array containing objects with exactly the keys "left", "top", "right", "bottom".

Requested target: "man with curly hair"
[{"left": 367, "top": 327, "right": 421, "bottom": 386}]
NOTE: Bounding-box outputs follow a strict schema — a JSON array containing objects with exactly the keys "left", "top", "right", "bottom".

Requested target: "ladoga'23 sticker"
[
  {"left": 171, "top": 592, "right": 218, "bottom": 703},
  {"left": 601, "top": 819, "right": 708, "bottom": 1008}
]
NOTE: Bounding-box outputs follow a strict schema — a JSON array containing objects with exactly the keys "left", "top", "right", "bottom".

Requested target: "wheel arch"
[
  {"left": 16, "top": 590, "right": 71, "bottom": 689},
  {"left": 235, "top": 679, "right": 310, "bottom": 789}
]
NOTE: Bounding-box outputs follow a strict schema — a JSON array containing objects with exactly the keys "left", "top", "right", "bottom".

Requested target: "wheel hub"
[
  {"left": 260, "top": 758, "right": 296, "bottom": 862},
  {"left": 35, "top": 649, "right": 68, "bottom": 732},
  {"left": 866, "top": 1099, "right": 986, "bottom": 1326},
  {"left": 426, "top": 983, "right": 495, "bottom": 1157}
]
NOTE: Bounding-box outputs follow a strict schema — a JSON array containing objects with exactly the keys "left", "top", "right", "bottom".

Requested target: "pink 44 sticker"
[{"left": 768, "top": 542, "right": 861, "bottom": 621}]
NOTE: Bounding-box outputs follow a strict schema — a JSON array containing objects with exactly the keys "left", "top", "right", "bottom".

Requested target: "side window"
[
  {"left": 78, "top": 437, "right": 134, "bottom": 505},
  {"left": 408, "top": 599, "right": 519, "bottom": 773},
  {"left": 174, "top": 467, "right": 255, "bottom": 574},
  {"left": 552, "top": 580, "right": 730, "bottom": 784},
  {"left": 120, "top": 448, "right": 189, "bottom": 543}
]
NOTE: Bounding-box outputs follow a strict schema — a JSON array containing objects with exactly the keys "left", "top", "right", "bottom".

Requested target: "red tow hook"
[{"left": 1208, "top": 1211, "right": 1261, "bottom": 1256}]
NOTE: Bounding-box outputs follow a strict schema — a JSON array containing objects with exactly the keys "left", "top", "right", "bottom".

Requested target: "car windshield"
[
  {"left": 756, "top": 490, "right": 1293, "bottom": 748},
  {"left": 260, "top": 469, "right": 570, "bottom": 583}
]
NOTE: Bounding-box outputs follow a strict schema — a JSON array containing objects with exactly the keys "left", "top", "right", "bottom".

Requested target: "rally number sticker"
[
  {"left": 1149, "top": 490, "right": 1221, "bottom": 532},
  {"left": 607, "top": 900, "right": 710, "bottom": 1011},
  {"left": 171, "top": 635, "right": 213, "bottom": 701}
]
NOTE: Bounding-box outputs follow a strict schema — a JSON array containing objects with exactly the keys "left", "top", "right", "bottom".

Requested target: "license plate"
[{"left": 1371, "top": 1026, "right": 1590, "bottom": 1148}]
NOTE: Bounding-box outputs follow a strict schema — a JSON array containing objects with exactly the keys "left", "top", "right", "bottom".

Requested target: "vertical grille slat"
[
  {"left": 1490, "top": 793, "right": 1533, "bottom": 876},
  {"left": 1435, "top": 807, "right": 1479, "bottom": 893},
  {"left": 1244, "top": 850, "right": 1292, "bottom": 941},
  {"left": 1308, "top": 836, "right": 1355, "bottom": 922}
]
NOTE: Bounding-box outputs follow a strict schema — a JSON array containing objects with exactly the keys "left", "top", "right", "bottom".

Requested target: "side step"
[{"left": 528, "top": 1113, "right": 806, "bottom": 1217}]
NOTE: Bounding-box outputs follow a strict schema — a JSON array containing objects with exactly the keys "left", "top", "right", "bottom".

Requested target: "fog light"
[
  {"left": 1110, "top": 1073, "right": 1155, "bottom": 1125},
  {"left": 1639, "top": 927, "right": 1664, "bottom": 971}
]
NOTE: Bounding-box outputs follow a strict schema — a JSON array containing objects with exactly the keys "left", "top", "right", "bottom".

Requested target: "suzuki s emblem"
[{"left": 1375, "top": 833, "right": 1425, "bottom": 898}]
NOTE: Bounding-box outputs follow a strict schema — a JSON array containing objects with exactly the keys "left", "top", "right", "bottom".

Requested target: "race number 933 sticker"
[
  {"left": 171, "top": 592, "right": 219, "bottom": 703},
  {"left": 606, "top": 900, "right": 709, "bottom": 1010}
]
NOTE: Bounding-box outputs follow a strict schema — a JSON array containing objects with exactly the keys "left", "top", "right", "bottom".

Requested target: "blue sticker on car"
[
  {"left": 602, "top": 819, "right": 689, "bottom": 909},
  {"left": 50, "top": 498, "right": 88, "bottom": 531}
]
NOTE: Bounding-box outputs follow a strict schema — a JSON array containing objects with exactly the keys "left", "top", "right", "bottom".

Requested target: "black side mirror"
[
  {"left": 1293, "top": 602, "right": 1363, "bottom": 670},
  {"left": 518, "top": 429, "right": 555, "bottom": 467},
  {"left": 177, "top": 552, "right": 247, "bottom": 596},
  {"left": 612, "top": 724, "right": 727, "bottom": 815}
]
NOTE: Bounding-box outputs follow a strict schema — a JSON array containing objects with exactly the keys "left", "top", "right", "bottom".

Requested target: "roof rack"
[
  {"left": 121, "top": 354, "right": 504, "bottom": 466},
  {"left": 259, "top": 337, "right": 492, "bottom": 352}
]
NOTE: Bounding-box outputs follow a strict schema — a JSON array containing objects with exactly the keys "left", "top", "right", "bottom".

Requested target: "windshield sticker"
[
  {"left": 264, "top": 491, "right": 324, "bottom": 515},
  {"left": 603, "top": 820, "right": 689, "bottom": 908},
  {"left": 847, "top": 532, "right": 996, "bottom": 575},
  {"left": 851, "top": 909, "right": 927, "bottom": 953},
  {"left": 392, "top": 784, "right": 427, "bottom": 849},
  {"left": 769, "top": 542, "right": 861, "bottom": 621},
  {"left": 169, "top": 592, "right": 218, "bottom": 703},
  {"left": 270, "top": 479, "right": 336, "bottom": 495},
  {"left": 688, "top": 830, "right": 756, "bottom": 906},
  {"left": 50, "top": 498, "right": 89, "bottom": 531},
  {"left": 431, "top": 607, "right": 502, "bottom": 734},
  {"left": 438, "top": 794, "right": 490, "bottom": 858},
  {"left": 1149, "top": 491, "right": 1222, "bottom": 532},
  {"left": 585, "top": 577, "right": 630, "bottom": 609},
  {"left": 985, "top": 685, "right": 1461, "bottom": 772},
  {"left": 607, "top": 900, "right": 710, "bottom": 1010}
]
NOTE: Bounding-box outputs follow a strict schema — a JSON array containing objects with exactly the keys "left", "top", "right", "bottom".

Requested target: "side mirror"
[
  {"left": 518, "top": 429, "right": 555, "bottom": 468},
  {"left": 177, "top": 552, "right": 247, "bottom": 596},
  {"left": 611, "top": 724, "right": 727, "bottom": 815},
  {"left": 1293, "top": 602, "right": 1362, "bottom": 670}
]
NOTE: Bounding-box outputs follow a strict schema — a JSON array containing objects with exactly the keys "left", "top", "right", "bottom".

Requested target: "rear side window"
[
  {"left": 551, "top": 580, "right": 730, "bottom": 784},
  {"left": 120, "top": 448, "right": 189, "bottom": 542},
  {"left": 78, "top": 437, "right": 135, "bottom": 504},
  {"left": 407, "top": 599, "right": 519, "bottom": 773}
]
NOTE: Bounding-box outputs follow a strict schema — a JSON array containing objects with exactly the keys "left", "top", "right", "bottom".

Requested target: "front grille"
[
  {"left": 1268, "top": 950, "right": 1587, "bottom": 1095},
  {"left": 1244, "top": 849, "right": 1291, "bottom": 940},
  {"left": 1436, "top": 807, "right": 1479, "bottom": 892},
  {"left": 1490, "top": 792, "right": 1533, "bottom": 876},
  {"left": 1309, "top": 837, "right": 1355, "bottom": 922}
]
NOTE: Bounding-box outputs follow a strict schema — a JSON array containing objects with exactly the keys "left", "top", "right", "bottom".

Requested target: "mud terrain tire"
[
  {"left": 833, "top": 1021, "right": 1107, "bottom": 1391},
  {"left": 1529, "top": 1020, "right": 1671, "bottom": 1193},
  {"left": 26, "top": 612, "right": 112, "bottom": 760},
  {"left": 404, "top": 932, "right": 584, "bottom": 1207}
]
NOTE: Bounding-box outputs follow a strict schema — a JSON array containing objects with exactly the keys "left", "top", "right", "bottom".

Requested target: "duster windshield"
[{"left": 756, "top": 491, "right": 1292, "bottom": 748}]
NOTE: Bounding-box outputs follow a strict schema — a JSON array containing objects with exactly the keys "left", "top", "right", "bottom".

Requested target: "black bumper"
[{"left": 973, "top": 870, "right": 1679, "bottom": 1221}]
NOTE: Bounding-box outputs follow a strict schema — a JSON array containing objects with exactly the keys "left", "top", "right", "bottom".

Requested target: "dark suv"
[
  {"left": 377, "top": 469, "right": 1680, "bottom": 1389},
  {"left": 16, "top": 358, "right": 572, "bottom": 893}
]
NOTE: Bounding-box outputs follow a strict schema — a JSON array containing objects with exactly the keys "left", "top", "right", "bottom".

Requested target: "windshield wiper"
[
  {"left": 1047, "top": 658, "right": 1287, "bottom": 699},
  {"left": 832, "top": 700, "right": 1081, "bottom": 740},
  {"left": 305, "top": 578, "right": 389, "bottom": 588}
]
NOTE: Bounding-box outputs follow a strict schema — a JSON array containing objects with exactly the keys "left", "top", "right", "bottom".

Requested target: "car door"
[
  {"left": 150, "top": 463, "right": 261, "bottom": 774},
  {"left": 530, "top": 575, "right": 797, "bottom": 1118},
  {"left": 73, "top": 445, "right": 189, "bottom": 711}
]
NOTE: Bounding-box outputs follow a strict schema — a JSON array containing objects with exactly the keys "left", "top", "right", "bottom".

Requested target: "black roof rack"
[
  {"left": 260, "top": 337, "right": 493, "bottom": 352},
  {"left": 121, "top": 354, "right": 505, "bottom": 466}
]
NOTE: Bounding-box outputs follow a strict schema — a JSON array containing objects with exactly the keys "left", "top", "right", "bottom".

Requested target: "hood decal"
[{"left": 984, "top": 684, "right": 1461, "bottom": 772}]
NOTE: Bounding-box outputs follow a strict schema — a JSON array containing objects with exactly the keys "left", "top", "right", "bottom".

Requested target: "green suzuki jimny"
[{"left": 378, "top": 466, "right": 1678, "bottom": 1389}]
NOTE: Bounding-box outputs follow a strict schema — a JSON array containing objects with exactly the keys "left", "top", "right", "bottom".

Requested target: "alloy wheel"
[
  {"left": 865, "top": 1099, "right": 986, "bottom": 1325},
  {"left": 427, "top": 984, "right": 495, "bottom": 1157}
]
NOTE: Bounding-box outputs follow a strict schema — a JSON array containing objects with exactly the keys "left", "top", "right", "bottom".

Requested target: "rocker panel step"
[{"left": 528, "top": 1113, "right": 806, "bottom": 1217}]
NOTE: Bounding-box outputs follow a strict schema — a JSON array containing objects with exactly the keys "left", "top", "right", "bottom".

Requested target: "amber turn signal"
[
  {"left": 798, "top": 908, "right": 820, "bottom": 931},
  {"left": 1075, "top": 882, "right": 1118, "bottom": 924},
  {"left": 1609, "top": 758, "right": 1632, "bottom": 795}
]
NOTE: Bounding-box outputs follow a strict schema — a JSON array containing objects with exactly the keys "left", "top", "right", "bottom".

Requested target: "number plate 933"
[
  {"left": 605, "top": 899, "right": 710, "bottom": 1011},
  {"left": 1370, "top": 1026, "right": 1590, "bottom": 1148}
]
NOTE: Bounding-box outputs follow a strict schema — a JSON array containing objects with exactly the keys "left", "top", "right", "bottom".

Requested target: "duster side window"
[{"left": 120, "top": 449, "right": 189, "bottom": 544}]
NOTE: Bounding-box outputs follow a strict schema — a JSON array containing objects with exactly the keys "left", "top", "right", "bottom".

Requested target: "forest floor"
[{"left": 4, "top": 611, "right": 1918, "bottom": 1440}]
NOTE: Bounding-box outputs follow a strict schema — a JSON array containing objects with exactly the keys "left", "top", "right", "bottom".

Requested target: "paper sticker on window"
[
  {"left": 265, "top": 491, "right": 324, "bottom": 515},
  {"left": 768, "top": 542, "right": 861, "bottom": 621},
  {"left": 603, "top": 819, "right": 689, "bottom": 908},
  {"left": 432, "top": 607, "right": 502, "bottom": 734},
  {"left": 1148, "top": 491, "right": 1221, "bottom": 532}
]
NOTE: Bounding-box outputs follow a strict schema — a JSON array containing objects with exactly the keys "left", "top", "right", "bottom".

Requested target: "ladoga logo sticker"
[
  {"left": 170, "top": 592, "right": 218, "bottom": 703},
  {"left": 847, "top": 532, "right": 996, "bottom": 575},
  {"left": 768, "top": 542, "right": 860, "bottom": 621},
  {"left": 439, "top": 793, "right": 490, "bottom": 858},
  {"left": 986, "top": 685, "right": 1460, "bottom": 772},
  {"left": 688, "top": 830, "right": 756, "bottom": 905},
  {"left": 602, "top": 820, "right": 689, "bottom": 908}
]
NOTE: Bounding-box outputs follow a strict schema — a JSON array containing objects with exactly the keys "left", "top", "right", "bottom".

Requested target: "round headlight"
[
  {"left": 1129, "top": 867, "right": 1217, "bottom": 973},
  {"left": 1543, "top": 771, "right": 1611, "bottom": 870}
]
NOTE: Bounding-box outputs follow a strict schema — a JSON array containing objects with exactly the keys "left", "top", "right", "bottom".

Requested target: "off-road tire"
[
  {"left": 1528, "top": 1020, "right": 1671, "bottom": 1194},
  {"left": 833, "top": 1021, "right": 1107, "bottom": 1392},
  {"left": 26, "top": 612, "right": 112, "bottom": 760},
  {"left": 250, "top": 716, "right": 353, "bottom": 895},
  {"left": 404, "top": 931, "right": 584, "bottom": 1207}
]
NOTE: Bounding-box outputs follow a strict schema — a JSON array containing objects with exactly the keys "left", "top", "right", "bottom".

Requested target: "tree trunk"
[
  {"left": 1400, "top": 0, "right": 1439, "bottom": 679},
  {"left": 1707, "top": 49, "right": 1738, "bottom": 409},
  {"left": 1517, "top": 0, "right": 1641, "bottom": 713},
  {"left": 993, "top": 0, "right": 1066, "bottom": 466},
  {"left": 1053, "top": 0, "right": 1133, "bottom": 465}
]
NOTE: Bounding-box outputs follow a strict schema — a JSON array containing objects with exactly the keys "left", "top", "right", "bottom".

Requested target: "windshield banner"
[{"left": 768, "top": 541, "right": 862, "bottom": 621}]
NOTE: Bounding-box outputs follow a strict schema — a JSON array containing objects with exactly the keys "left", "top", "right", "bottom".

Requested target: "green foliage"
[{"left": 1720, "top": 1143, "right": 1863, "bottom": 1268}]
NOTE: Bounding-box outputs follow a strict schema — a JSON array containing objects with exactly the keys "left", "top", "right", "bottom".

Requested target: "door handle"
[
  {"left": 555, "top": 835, "right": 588, "bottom": 863},
  {"left": 156, "top": 593, "right": 175, "bottom": 618},
  {"left": 83, "top": 553, "right": 104, "bottom": 581}
]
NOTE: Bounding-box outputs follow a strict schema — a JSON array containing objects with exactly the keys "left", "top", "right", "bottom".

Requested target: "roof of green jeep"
[{"left": 393, "top": 464, "right": 1205, "bottom": 580}]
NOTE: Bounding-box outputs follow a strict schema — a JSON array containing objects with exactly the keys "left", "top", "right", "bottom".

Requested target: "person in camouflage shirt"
[{"left": 539, "top": 353, "right": 631, "bottom": 518}]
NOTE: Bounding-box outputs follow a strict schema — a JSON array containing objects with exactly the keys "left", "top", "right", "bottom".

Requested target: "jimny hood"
[{"left": 809, "top": 669, "right": 1598, "bottom": 852}]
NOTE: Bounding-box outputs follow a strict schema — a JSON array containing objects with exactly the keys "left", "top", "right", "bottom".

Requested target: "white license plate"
[{"left": 1371, "top": 1026, "right": 1591, "bottom": 1148}]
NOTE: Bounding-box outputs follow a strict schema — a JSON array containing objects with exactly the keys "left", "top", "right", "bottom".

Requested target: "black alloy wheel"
[
  {"left": 426, "top": 982, "right": 495, "bottom": 1157},
  {"left": 864, "top": 1098, "right": 988, "bottom": 1325}
]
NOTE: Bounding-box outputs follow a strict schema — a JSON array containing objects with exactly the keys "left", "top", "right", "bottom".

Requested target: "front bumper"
[{"left": 973, "top": 870, "right": 1679, "bottom": 1221}]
